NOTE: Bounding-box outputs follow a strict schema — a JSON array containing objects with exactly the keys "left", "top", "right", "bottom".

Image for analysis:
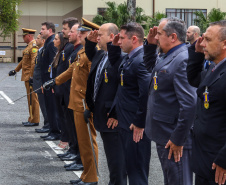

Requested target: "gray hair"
[
  {"left": 161, "top": 17, "right": 187, "bottom": 43},
  {"left": 209, "top": 20, "right": 226, "bottom": 41}
]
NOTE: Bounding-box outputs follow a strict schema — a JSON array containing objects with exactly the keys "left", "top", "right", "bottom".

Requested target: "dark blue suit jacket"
[
  {"left": 111, "top": 47, "right": 151, "bottom": 132},
  {"left": 187, "top": 46, "right": 226, "bottom": 180},
  {"left": 33, "top": 48, "right": 43, "bottom": 93},
  {"left": 40, "top": 34, "right": 57, "bottom": 83},
  {"left": 85, "top": 39, "right": 122, "bottom": 132}
]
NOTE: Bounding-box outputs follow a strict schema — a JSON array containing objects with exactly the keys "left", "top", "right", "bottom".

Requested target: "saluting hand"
[
  {"left": 87, "top": 30, "right": 98, "bottom": 43},
  {"left": 165, "top": 140, "right": 183, "bottom": 162},
  {"left": 147, "top": 26, "right": 158, "bottom": 45},
  {"left": 112, "top": 33, "right": 120, "bottom": 46},
  {"left": 212, "top": 163, "right": 226, "bottom": 185},
  {"left": 107, "top": 118, "right": 118, "bottom": 129},
  {"left": 129, "top": 124, "right": 144, "bottom": 143},
  {"left": 195, "top": 36, "right": 204, "bottom": 53}
]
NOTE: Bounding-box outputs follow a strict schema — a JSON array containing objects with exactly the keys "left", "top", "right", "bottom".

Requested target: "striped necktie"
[{"left": 93, "top": 53, "right": 107, "bottom": 101}]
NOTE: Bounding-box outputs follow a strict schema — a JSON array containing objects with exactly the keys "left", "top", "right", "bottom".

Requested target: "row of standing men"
[{"left": 8, "top": 16, "right": 226, "bottom": 185}]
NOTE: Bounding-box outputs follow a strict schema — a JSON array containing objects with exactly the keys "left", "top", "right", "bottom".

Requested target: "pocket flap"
[{"left": 153, "top": 112, "right": 175, "bottom": 124}]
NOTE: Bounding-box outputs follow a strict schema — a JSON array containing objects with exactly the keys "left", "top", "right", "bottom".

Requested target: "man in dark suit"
[
  {"left": 108, "top": 22, "right": 151, "bottom": 185},
  {"left": 39, "top": 22, "right": 60, "bottom": 141},
  {"left": 144, "top": 17, "right": 197, "bottom": 185},
  {"left": 33, "top": 34, "right": 49, "bottom": 133},
  {"left": 85, "top": 23, "right": 127, "bottom": 185},
  {"left": 187, "top": 20, "right": 226, "bottom": 185}
]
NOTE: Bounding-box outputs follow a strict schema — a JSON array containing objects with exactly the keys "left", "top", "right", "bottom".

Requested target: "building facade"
[{"left": 0, "top": 0, "right": 225, "bottom": 62}]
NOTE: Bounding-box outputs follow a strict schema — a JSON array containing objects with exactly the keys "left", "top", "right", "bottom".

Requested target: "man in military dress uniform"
[{"left": 9, "top": 28, "right": 40, "bottom": 127}]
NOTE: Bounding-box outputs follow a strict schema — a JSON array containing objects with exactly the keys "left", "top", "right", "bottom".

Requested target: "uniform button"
[
  {"left": 80, "top": 90, "right": 82, "bottom": 92},
  {"left": 74, "top": 68, "right": 75, "bottom": 71},
  {"left": 71, "top": 85, "right": 72, "bottom": 87},
  {"left": 72, "top": 77, "right": 73, "bottom": 79}
]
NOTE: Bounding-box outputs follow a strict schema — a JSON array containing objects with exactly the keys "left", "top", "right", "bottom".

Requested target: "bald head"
[
  {"left": 186, "top": 25, "right": 200, "bottom": 44},
  {"left": 97, "top": 23, "right": 119, "bottom": 51}
]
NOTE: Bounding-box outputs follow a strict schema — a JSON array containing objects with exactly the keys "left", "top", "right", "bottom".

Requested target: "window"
[
  {"left": 98, "top": 8, "right": 107, "bottom": 16},
  {"left": 166, "top": 9, "right": 207, "bottom": 28}
]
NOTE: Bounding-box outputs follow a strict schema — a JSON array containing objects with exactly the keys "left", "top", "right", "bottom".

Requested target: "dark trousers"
[
  {"left": 195, "top": 175, "right": 222, "bottom": 185},
  {"left": 43, "top": 88, "right": 60, "bottom": 137},
  {"left": 37, "top": 92, "right": 49, "bottom": 129},
  {"left": 55, "top": 94, "right": 69, "bottom": 142},
  {"left": 118, "top": 127, "right": 151, "bottom": 185},
  {"left": 100, "top": 131, "right": 127, "bottom": 185},
  {"left": 65, "top": 108, "right": 80, "bottom": 158},
  {"left": 156, "top": 143, "right": 193, "bottom": 185},
  {"left": 55, "top": 92, "right": 80, "bottom": 156}
]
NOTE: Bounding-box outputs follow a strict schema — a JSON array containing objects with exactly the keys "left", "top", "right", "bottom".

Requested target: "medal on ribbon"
[
  {"left": 203, "top": 86, "right": 209, "bottom": 109},
  {"left": 104, "top": 69, "right": 108, "bottom": 83},
  {"left": 68, "top": 57, "right": 72, "bottom": 66},
  {"left": 48, "top": 65, "right": 51, "bottom": 73},
  {"left": 120, "top": 70, "right": 124, "bottom": 86},
  {"left": 153, "top": 71, "right": 158, "bottom": 90},
  {"left": 62, "top": 51, "right": 65, "bottom": 61},
  {"left": 76, "top": 55, "right": 80, "bottom": 66}
]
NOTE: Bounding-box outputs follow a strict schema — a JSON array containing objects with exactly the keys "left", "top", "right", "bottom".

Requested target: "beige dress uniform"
[
  {"left": 15, "top": 40, "right": 40, "bottom": 123},
  {"left": 55, "top": 47, "right": 98, "bottom": 183}
]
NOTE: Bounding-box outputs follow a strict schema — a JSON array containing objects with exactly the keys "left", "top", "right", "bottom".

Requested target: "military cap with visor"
[
  {"left": 22, "top": 28, "right": 37, "bottom": 36},
  {"left": 77, "top": 18, "right": 100, "bottom": 31}
]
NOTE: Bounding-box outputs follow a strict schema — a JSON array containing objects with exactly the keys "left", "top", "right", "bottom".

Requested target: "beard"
[
  {"left": 187, "top": 34, "right": 194, "bottom": 42},
  {"left": 204, "top": 47, "right": 221, "bottom": 62}
]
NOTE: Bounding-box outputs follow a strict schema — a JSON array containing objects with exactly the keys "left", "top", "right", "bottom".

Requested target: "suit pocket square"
[{"left": 159, "top": 69, "right": 168, "bottom": 74}]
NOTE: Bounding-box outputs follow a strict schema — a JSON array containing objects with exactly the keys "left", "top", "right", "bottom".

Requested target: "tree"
[
  {"left": 92, "top": 1, "right": 152, "bottom": 35},
  {"left": 127, "top": 0, "right": 136, "bottom": 22},
  {"left": 0, "top": 0, "right": 21, "bottom": 39},
  {"left": 141, "top": 12, "right": 166, "bottom": 35},
  {"left": 194, "top": 8, "right": 226, "bottom": 34}
]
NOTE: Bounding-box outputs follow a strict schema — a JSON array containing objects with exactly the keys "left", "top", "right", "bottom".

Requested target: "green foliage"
[
  {"left": 141, "top": 12, "right": 166, "bottom": 35},
  {"left": 194, "top": 8, "right": 226, "bottom": 34},
  {"left": 0, "top": 0, "right": 22, "bottom": 39},
  {"left": 92, "top": 1, "right": 165, "bottom": 36}
]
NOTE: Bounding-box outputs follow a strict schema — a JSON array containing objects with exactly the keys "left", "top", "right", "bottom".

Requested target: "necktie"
[
  {"left": 204, "top": 60, "right": 211, "bottom": 70},
  {"left": 93, "top": 53, "right": 107, "bottom": 101}
]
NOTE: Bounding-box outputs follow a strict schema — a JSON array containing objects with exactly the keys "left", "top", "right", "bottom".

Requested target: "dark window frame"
[
  {"left": 98, "top": 8, "right": 107, "bottom": 16},
  {"left": 166, "top": 8, "right": 207, "bottom": 28}
]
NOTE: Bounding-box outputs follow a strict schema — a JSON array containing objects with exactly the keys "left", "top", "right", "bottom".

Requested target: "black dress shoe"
[
  {"left": 23, "top": 122, "right": 39, "bottom": 127},
  {"left": 60, "top": 153, "right": 78, "bottom": 161},
  {"left": 77, "top": 181, "right": 97, "bottom": 185},
  {"left": 70, "top": 179, "right": 81, "bottom": 184},
  {"left": 43, "top": 135, "right": 60, "bottom": 141},
  {"left": 64, "top": 161, "right": 77, "bottom": 168},
  {"left": 40, "top": 135, "right": 49, "bottom": 139},
  {"left": 66, "top": 163, "right": 83, "bottom": 171},
  {"left": 22, "top": 121, "right": 29, "bottom": 125},
  {"left": 35, "top": 128, "right": 50, "bottom": 133},
  {"left": 57, "top": 151, "right": 71, "bottom": 158}
]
